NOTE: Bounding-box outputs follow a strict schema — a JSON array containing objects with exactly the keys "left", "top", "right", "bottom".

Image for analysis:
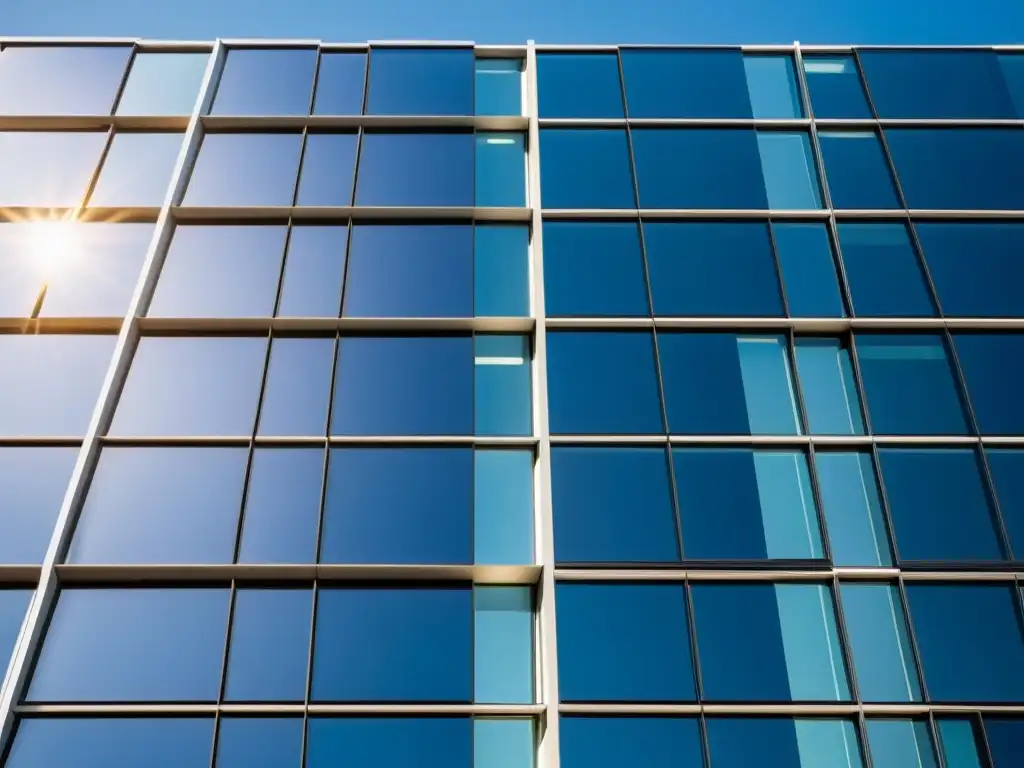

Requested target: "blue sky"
[{"left": 6, "top": 0, "right": 1024, "bottom": 44}]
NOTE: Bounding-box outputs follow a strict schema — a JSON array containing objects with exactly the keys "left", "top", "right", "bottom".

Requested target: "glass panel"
[
  {"left": 840, "top": 585, "right": 922, "bottom": 702},
  {"left": 296, "top": 132, "right": 358, "bottom": 205},
  {"left": 366, "top": 48, "right": 473, "bottom": 116},
  {"left": 537, "top": 53, "right": 623, "bottom": 118},
  {"left": 1001, "top": 54, "right": 1024, "bottom": 118},
  {"left": 538, "top": 129, "right": 635, "bottom": 209},
  {"left": 560, "top": 716, "right": 705, "bottom": 768},
  {"left": 819, "top": 132, "right": 900, "bottom": 209},
  {"left": 475, "top": 335, "right": 531, "bottom": 436},
  {"left": 276, "top": 225, "right": 346, "bottom": 317},
  {"left": 356, "top": 132, "right": 474, "bottom": 206},
  {"left": 620, "top": 48, "right": 751, "bottom": 118},
  {"left": 773, "top": 222, "right": 846, "bottom": 318},
  {"left": 117, "top": 52, "right": 208, "bottom": 115},
  {"left": 705, "top": 718, "right": 863, "bottom": 768},
  {"left": 0, "top": 590, "right": 31, "bottom": 671},
  {"left": 211, "top": 48, "right": 317, "bottom": 115},
  {"left": 311, "top": 587, "right": 471, "bottom": 701},
  {"left": 475, "top": 719, "right": 534, "bottom": 768},
  {"left": 855, "top": 334, "right": 968, "bottom": 435},
  {"left": 907, "top": 584, "right": 1024, "bottom": 702},
  {"left": 546, "top": 331, "right": 663, "bottom": 435},
  {"left": 693, "top": 583, "right": 850, "bottom": 701},
  {"left": 936, "top": 720, "right": 984, "bottom": 768},
  {"left": 757, "top": 131, "right": 822, "bottom": 209},
  {"left": 0, "top": 131, "right": 107, "bottom": 206},
  {"left": 216, "top": 718, "right": 304, "bottom": 767},
  {"left": 556, "top": 583, "right": 695, "bottom": 701},
  {"left": 474, "top": 450, "right": 533, "bottom": 565},
  {"left": 953, "top": 333, "right": 1024, "bottom": 435},
  {"left": 552, "top": 446, "right": 678, "bottom": 564},
  {"left": 110, "top": 336, "right": 267, "bottom": 436},
  {"left": 475, "top": 225, "right": 529, "bottom": 317},
  {"left": 802, "top": 55, "right": 872, "bottom": 119},
  {"left": 0, "top": 448, "right": 77, "bottom": 564},
  {"left": 866, "top": 720, "right": 938, "bottom": 768},
  {"left": 69, "top": 447, "right": 247, "bottom": 564},
  {"left": 794, "top": 338, "right": 864, "bottom": 434},
  {"left": 474, "top": 587, "right": 532, "bottom": 703},
  {"left": 149, "top": 224, "right": 287, "bottom": 317},
  {"left": 321, "top": 447, "right": 472, "bottom": 565},
  {"left": 306, "top": 718, "right": 471, "bottom": 768},
  {"left": 257, "top": 337, "right": 334, "bottom": 436},
  {"left": 89, "top": 132, "right": 183, "bottom": 207},
  {"left": 815, "top": 452, "right": 891, "bottom": 566},
  {"left": 744, "top": 55, "right": 804, "bottom": 118},
  {"left": 0, "top": 45, "right": 132, "bottom": 115},
  {"left": 312, "top": 52, "right": 366, "bottom": 115},
  {"left": 475, "top": 58, "right": 522, "bottom": 116},
  {"left": 987, "top": 449, "right": 1024, "bottom": 559},
  {"left": 27, "top": 588, "right": 229, "bottom": 702},
  {"left": 183, "top": 132, "right": 303, "bottom": 206},
  {"left": 982, "top": 718, "right": 1024, "bottom": 768},
  {"left": 476, "top": 133, "right": 526, "bottom": 207},
  {"left": 837, "top": 223, "right": 935, "bottom": 317}
]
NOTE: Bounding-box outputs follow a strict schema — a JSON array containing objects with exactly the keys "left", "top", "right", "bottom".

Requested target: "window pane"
[
  {"left": 88, "top": 132, "right": 182, "bottom": 207},
  {"left": 0, "top": 448, "right": 77, "bottom": 564},
  {"left": 620, "top": 48, "right": 751, "bottom": 119},
  {"left": 987, "top": 449, "right": 1024, "bottom": 559},
  {"left": 1001, "top": 54, "right": 1024, "bottom": 117},
  {"left": 794, "top": 338, "right": 864, "bottom": 434},
  {"left": 539, "top": 129, "right": 635, "bottom": 209},
  {"left": 474, "top": 450, "right": 533, "bottom": 565},
  {"left": 366, "top": 48, "right": 473, "bottom": 116},
  {"left": 907, "top": 584, "right": 1024, "bottom": 702},
  {"left": 855, "top": 334, "right": 968, "bottom": 435},
  {"left": 238, "top": 448, "right": 322, "bottom": 564},
  {"left": 560, "top": 716, "right": 704, "bottom": 768},
  {"left": 552, "top": 447, "right": 678, "bottom": 564},
  {"left": 866, "top": 720, "right": 938, "bottom": 768},
  {"left": 224, "top": 588, "right": 312, "bottom": 702},
  {"left": 344, "top": 224, "right": 472, "bottom": 318},
  {"left": 837, "top": 223, "right": 935, "bottom": 317},
  {"left": 331, "top": 336, "right": 473, "bottom": 436},
  {"left": 819, "top": 132, "right": 900, "bottom": 209},
  {"left": 117, "top": 52, "right": 208, "bottom": 116},
  {"left": 674, "top": 448, "right": 822, "bottom": 560},
  {"left": 542, "top": 221, "right": 647, "bottom": 317},
  {"left": 706, "top": 718, "right": 863, "bottom": 768},
  {"left": 546, "top": 331, "right": 663, "bottom": 435},
  {"left": 475, "top": 719, "right": 534, "bottom": 768},
  {"left": 475, "top": 334, "right": 531, "bottom": 436},
  {"left": 475, "top": 587, "right": 532, "bottom": 703},
  {"left": 211, "top": 48, "right": 316, "bottom": 115},
  {"left": 802, "top": 55, "right": 872, "bottom": 119},
  {"left": 556, "top": 583, "right": 695, "bottom": 701},
  {"left": 476, "top": 133, "right": 525, "bottom": 207},
  {"left": 70, "top": 447, "right": 247, "bottom": 564},
  {"left": 936, "top": 719, "right": 984, "bottom": 768},
  {"left": 257, "top": 337, "right": 334, "bottom": 436},
  {"left": 184, "top": 132, "right": 302, "bottom": 206},
  {"left": 276, "top": 225, "right": 346, "bottom": 317},
  {"left": 659, "top": 333, "right": 800, "bottom": 435},
  {"left": 312, "top": 587, "right": 471, "bottom": 701},
  {"left": 321, "top": 447, "right": 472, "bottom": 565},
  {"left": 216, "top": 718, "right": 303, "bottom": 767},
  {"left": 757, "top": 131, "right": 822, "bottom": 210},
  {"left": 356, "top": 132, "right": 473, "bottom": 206},
  {"left": 28, "top": 588, "right": 229, "bottom": 702},
  {"left": 313, "top": 52, "right": 366, "bottom": 115},
  {"left": 744, "top": 55, "right": 803, "bottom": 118},
  {"left": 475, "top": 224, "right": 529, "bottom": 317},
  {"left": 953, "top": 333, "right": 1024, "bottom": 435},
  {"left": 693, "top": 584, "right": 850, "bottom": 701},
  {"left": 982, "top": 718, "right": 1024, "bottom": 768},
  {"left": 0, "top": 131, "right": 106, "bottom": 206},
  {"left": 306, "top": 718, "right": 471, "bottom": 768},
  {"left": 475, "top": 58, "right": 521, "bottom": 116},
  {"left": 632, "top": 129, "right": 767, "bottom": 209},
  {"left": 0, "top": 45, "right": 131, "bottom": 115},
  {"left": 296, "top": 133, "right": 357, "bottom": 205},
  {"left": 111, "top": 336, "right": 267, "bottom": 436},
  {"left": 815, "top": 452, "right": 892, "bottom": 567},
  {"left": 0, "top": 590, "right": 31, "bottom": 671},
  {"left": 537, "top": 53, "right": 623, "bottom": 118},
  {"left": 773, "top": 222, "right": 845, "bottom": 318},
  {"left": 840, "top": 585, "right": 922, "bottom": 702}
]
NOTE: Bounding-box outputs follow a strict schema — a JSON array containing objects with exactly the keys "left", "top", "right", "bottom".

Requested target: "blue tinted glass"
[
  {"left": 552, "top": 447, "right": 678, "bottom": 563},
  {"left": 907, "top": 584, "right": 1024, "bottom": 702},
  {"left": 815, "top": 452, "right": 892, "bottom": 566},
  {"left": 111, "top": 336, "right": 267, "bottom": 436},
  {"left": 632, "top": 129, "right": 767, "bottom": 209},
  {"left": 321, "top": 447, "right": 472, "bottom": 565},
  {"left": 344, "top": 225, "right": 472, "bottom": 318},
  {"left": 183, "top": 132, "right": 303, "bottom": 206},
  {"left": 216, "top": 718, "right": 303, "bottom": 767},
  {"left": 475, "top": 719, "right": 534, "bottom": 768},
  {"left": 356, "top": 132, "right": 473, "bottom": 206},
  {"left": 475, "top": 335, "right": 531, "bottom": 436},
  {"left": 675, "top": 448, "right": 822, "bottom": 560},
  {"left": 366, "top": 48, "right": 473, "bottom": 116},
  {"left": 212, "top": 48, "right": 316, "bottom": 115},
  {"left": 561, "top": 716, "right": 704, "bottom": 768},
  {"left": 475, "top": 587, "right": 533, "bottom": 703},
  {"left": 224, "top": 589, "right": 311, "bottom": 702},
  {"left": 837, "top": 223, "right": 935, "bottom": 317},
  {"left": 28, "top": 588, "right": 229, "bottom": 702},
  {"left": 543, "top": 221, "right": 648, "bottom": 317},
  {"left": 773, "top": 223, "right": 845, "bottom": 318},
  {"left": 819, "top": 132, "right": 900, "bottom": 209},
  {"left": 539, "top": 129, "right": 635, "bottom": 209},
  {"left": 296, "top": 133, "right": 357, "bottom": 205},
  {"left": 475, "top": 225, "right": 529, "bottom": 317},
  {"left": 546, "top": 331, "right": 663, "bottom": 435},
  {"left": 150, "top": 225, "right": 287, "bottom": 317},
  {"left": 937, "top": 720, "right": 984, "bottom": 768},
  {"left": 802, "top": 56, "right": 871, "bottom": 119},
  {"left": 866, "top": 720, "right": 937, "bottom": 768},
  {"left": 313, "top": 53, "right": 366, "bottom": 115},
  {"left": 89, "top": 132, "right": 183, "bottom": 207},
  {"left": 475, "top": 450, "right": 533, "bottom": 565},
  {"left": 917, "top": 223, "right": 1024, "bottom": 318},
  {"left": 238, "top": 448, "right": 322, "bottom": 564},
  {"left": 987, "top": 450, "right": 1024, "bottom": 559},
  {"left": 856, "top": 334, "right": 968, "bottom": 435},
  {"left": 556, "top": 583, "right": 695, "bottom": 701},
  {"left": 277, "top": 225, "right": 346, "bottom": 317},
  {"left": 885, "top": 128, "right": 1024, "bottom": 211},
  {"left": 953, "top": 333, "right": 1024, "bottom": 435},
  {"left": 70, "top": 447, "right": 247, "bottom": 564},
  {"left": 6, "top": 718, "right": 213, "bottom": 768},
  {"left": 794, "top": 338, "right": 864, "bottom": 434},
  {"left": 476, "top": 133, "right": 525, "bottom": 207},
  {"left": 757, "top": 132, "right": 822, "bottom": 210},
  {"left": 659, "top": 333, "right": 800, "bottom": 435},
  {"left": 1001, "top": 55, "right": 1024, "bottom": 117},
  {"left": 744, "top": 55, "right": 804, "bottom": 118},
  {"left": 312, "top": 588, "right": 471, "bottom": 701},
  {"left": 0, "top": 45, "right": 131, "bottom": 115},
  {"left": 537, "top": 53, "right": 623, "bottom": 118},
  {"left": 645, "top": 221, "right": 782, "bottom": 317},
  {"left": 983, "top": 718, "right": 1024, "bottom": 768},
  {"left": 0, "top": 590, "right": 31, "bottom": 668},
  {"left": 840, "top": 585, "right": 922, "bottom": 702},
  {"left": 620, "top": 49, "right": 751, "bottom": 118},
  {"left": 475, "top": 59, "right": 522, "bottom": 116},
  {"left": 693, "top": 584, "right": 849, "bottom": 701},
  {"left": 706, "top": 718, "right": 863, "bottom": 768},
  {"left": 306, "top": 717, "right": 471, "bottom": 768},
  {"left": 118, "top": 53, "right": 208, "bottom": 116},
  {"left": 879, "top": 448, "right": 1003, "bottom": 561},
  {"left": 0, "top": 448, "right": 77, "bottom": 564},
  {"left": 859, "top": 50, "right": 1016, "bottom": 119},
  {"left": 0, "top": 131, "right": 107, "bottom": 206},
  {"left": 331, "top": 336, "right": 472, "bottom": 436},
  {"left": 258, "top": 337, "right": 334, "bottom": 436}
]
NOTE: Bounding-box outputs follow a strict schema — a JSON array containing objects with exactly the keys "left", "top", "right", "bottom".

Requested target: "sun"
[{"left": 24, "top": 219, "right": 83, "bottom": 282}]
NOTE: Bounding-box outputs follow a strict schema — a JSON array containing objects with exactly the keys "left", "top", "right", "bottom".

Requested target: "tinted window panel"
[
  {"left": 313, "top": 53, "right": 366, "bottom": 115},
  {"left": 366, "top": 48, "right": 473, "bottom": 116},
  {"left": 257, "top": 337, "right": 334, "bottom": 436},
  {"left": 866, "top": 720, "right": 938, "bottom": 768},
  {"left": 89, "top": 132, "right": 183, "bottom": 207},
  {"left": 706, "top": 718, "right": 863, "bottom": 768},
  {"left": 773, "top": 223, "right": 846, "bottom": 318},
  {"left": 474, "top": 225, "right": 529, "bottom": 317},
  {"left": 744, "top": 55, "right": 803, "bottom": 118},
  {"left": 621, "top": 49, "right": 751, "bottom": 118},
  {"left": 276, "top": 225, "right": 346, "bottom": 318},
  {"left": 0, "top": 448, "right": 77, "bottom": 564},
  {"left": 0, "top": 131, "right": 106, "bottom": 206},
  {"left": 819, "top": 132, "right": 900, "bottom": 209},
  {"left": 539, "top": 129, "right": 635, "bottom": 209},
  {"left": 474, "top": 587, "right": 533, "bottom": 703},
  {"left": 216, "top": 718, "right": 303, "bottom": 767},
  {"left": 984, "top": 718, "right": 1024, "bottom": 768},
  {"left": 476, "top": 133, "right": 526, "bottom": 207},
  {"left": 537, "top": 53, "right": 623, "bottom": 118},
  {"left": 560, "top": 716, "right": 704, "bottom": 768},
  {"left": 1002, "top": 54, "right": 1024, "bottom": 118},
  {"left": 840, "top": 585, "right": 922, "bottom": 702},
  {"left": 936, "top": 719, "right": 984, "bottom": 768},
  {"left": 953, "top": 333, "right": 1024, "bottom": 435},
  {"left": 0, "top": 45, "right": 131, "bottom": 115},
  {"left": 306, "top": 717, "right": 471, "bottom": 768},
  {"left": 794, "top": 338, "right": 864, "bottom": 435},
  {"left": 474, "top": 334, "right": 532, "bottom": 437},
  {"left": 815, "top": 452, "right": 892, "bottom": 567},
  {"left": 356, "top": 132, "right": 473, "bottom": 206},
  {"left": 211, "top": 48, "right": 317, "bottom": 115},
  {"left": 838, "top": 223, "right": 935, "bottom": 317},
  {"left": 802, "top": 55, "right": 872, "bottom": 119},
  {"left": 474, "top": 450, "right": 534, "bottom": 565},
  {"left": 183, "top": 132, "right": 303, "bottom": 206},
  {"left": 987, "top": 449, "right": 1024, "bottom": 560},
  {"left": 296, "top": 133, "right": 357, "bottom": 205},
  {"left": 475, "top": 719, "right": 534, "bottom": 768},
  {"left": 475, "top": 59, "right": 522, "bottom": 116},
  {"left": 757, "top": 131, "right": 822, "bottom": 210},
  {"left": 0, "top": 590, "right": 31, "bottom": 671},
  {"left": 117, "top": 52, "right": 208, "bottom": 116}
]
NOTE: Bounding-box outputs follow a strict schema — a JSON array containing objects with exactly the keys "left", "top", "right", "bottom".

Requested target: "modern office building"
[{"left": 0, "top": 37, "right": 1022, "bottom": 767}]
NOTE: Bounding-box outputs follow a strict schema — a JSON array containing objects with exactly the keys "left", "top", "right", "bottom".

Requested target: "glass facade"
[{"left": 0, "top": 38, "right": 1022, "bottom": 768}]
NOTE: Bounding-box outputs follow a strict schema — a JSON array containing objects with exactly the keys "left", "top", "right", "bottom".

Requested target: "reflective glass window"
[
  {"left": 1001, "top": 54, "right": 1024, "bottom": 117},
  {"left": 0, "top": 131, "right": 106, "bottom": 206},
  {"left": 953, "top": 333, "right": 1024, "bottom": 435},
  {"left": 705, "top": 718, "right": 863, "bottom": 768},
  {"left": 476, "top": 133, "right": 526, "bottom": 207},
  {"left": 802, "top": 55, "right": 872, "bottom": 119},
  {"left": 475, "top": 58, "right": 522, "bottom": 116},
  {"left": 773, "top": 222, "right": 846, "bottom": 318},
  {"left": 475, "top": 587, "right": 533, "bottom": 703},
  {"left": 0, "top": 448, "right": 77, "bottom": 564},
  {"left": 296, "top": 132, "right": 357, "bottom": 205},
  {"left": 855, "top": 334, "right": 968, "bottom": 435},
  {"left": 0, "top": 45, "right": 131, "bottom": 115},
  {"left": 744, "top": 55, "right": 804, "bottom": 118},
  {"left": 475, "top": 334, "right": 531, "bottom": 436},
  {"left": 866, "top": 720, "right": 938, "bottom": 768},
  {"left": 88, "top": 132, "right": 183, "bottom": 207},
  {"left": 539, "top": 129, "right": 635, "bottom": 209},
  {"left": 117, "top": 52, "right": 208, "bottom": 116},
  {"left": 474, "top": 450, "right": 534, "bottom": 565},
  {"left": 306, "top": 717, "right": 471, "bottom": 768},
  {"left": 840, "top": 585, "right": 922, "bottom": 702},
  {"left": 560, "top": 716, "right": 704, "bottom": 768},
  {"left": 987, "top": 449, "right": 1024, "bottom": 559},
  {"left": 366, "top": 48, "right": 473, "bottom": 116},
  {"left": 936, "top": 719, "right": 984, "bottom": 768},
  {"left": 257, "top": 337, "right": 334, "bottom": 436},
  {"left": 28, "top": 588, "right": 229, "bottom": 702},
  {"left": 277, "top": 225, "right": 347, "bottom": 317},
  {"left": 356, "top": 132, "right": 473, "bottom": 206},
  {"left": 184, "top": 132, "right": 303, "bottom": 206},
  {"left": 983, "top": 718, "right": 1024, "bottom": 768},
  {"left": 556, "top": 583, "right": 695, "bottom": 701},
  {"left": 211, "top": 47, "right": 317, "bottom": 115},
  {"left": 819, "top": 132, "right": 900, "bottom": 209},
  {"left": 757, "top": 131, "right": 822, "bottom": 209},
  {"left": 0, "top": 590, "right": 31, "bottom": 670},
  {"left": 546, "top": 331, "right": 663, "bottom": 434},
  {"left": 620, "top": 48, "right": 751, "bottom": 118},
  {"left": 537, "top": 53, "right": 623, "bottom": 118},
  {"left": 216, "top": 718, "right": 304, "bottom": 767},
  {"left": 552, "top": 446, "right": 678, "bottom": 563},
  {"left": 475, "top": 719, "right": 534, "bottom": 768},
  {"left": 312, "top": 52, "right": 366, "bottom": 115},
  {"left": 837, "top": 223, "right": 935, "bottom": 317},
  {"left": 475, "top": 225, "right": 529, "bottom": 317},
  {"left": 815, "top": 452, "right": 892, "bottom": 566},
  {"left": 794, "top": 338, "right": 864, "bottom": 434},
  {"left": 659, "top": 333, "right": 800, "bottom": 435}
]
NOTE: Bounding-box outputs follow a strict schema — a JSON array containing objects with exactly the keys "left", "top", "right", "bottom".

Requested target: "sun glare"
[{"left": 25, "top": 220, "right": 82, "bottom": 281}]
